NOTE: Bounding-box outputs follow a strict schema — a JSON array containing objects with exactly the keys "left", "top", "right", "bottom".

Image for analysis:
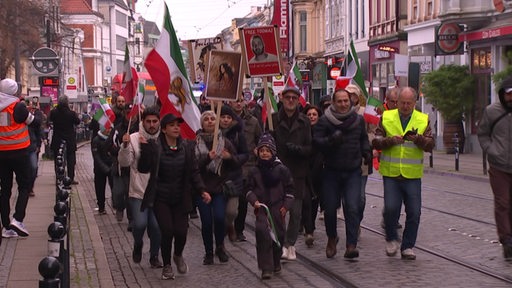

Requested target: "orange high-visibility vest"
[{"left": 0, "top": 101, "right": 30, "bottom": 151}]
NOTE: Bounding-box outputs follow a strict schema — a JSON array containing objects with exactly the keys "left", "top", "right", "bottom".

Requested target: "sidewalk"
[{"left": 0, "top": 146, "right": 490, "bottom": 287}]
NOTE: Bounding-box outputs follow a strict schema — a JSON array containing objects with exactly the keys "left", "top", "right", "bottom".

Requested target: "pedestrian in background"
[
  {"left": 118, "top": 107, "right": 162, "bottom": 269},
  {"left": 247, "top": 133, "right": 294, "bottom": 280},
  {"left": 230, "top": 95, "right": 262, "bottom": 242},
  {"left": 219, "top": 105, "right": 248, "bottom": 242},
  {"left": 0, "top": 78, "right": 35, "bottom": 238},
  {"left": 372, "top": 87, "right": 434, "bottom": 260},
  {"left": 91, "top": 126, "right": 113, "bottom": 214},
  {"left": 271, "top": 86, "right": 312, "bottom": 261},
  {"left": 303, "top": 105, "right": 323, "bottom": 247},
  {"left": 313, "top": 88, "right": 370, "bottom": 259},
  {"left": 26, "top": 96, "right": 44, "bottom": 197},
  {"left": 50, "top": 95, "right": 81, "bottom": 184},
  {"left": 137, "top": 113, "right": 211, "bottom": 279},
  {"left": 478, "top": 75, "right": 512, "bottom": 259},
  {"left": 194, "top": 110, "right": 238, "bottom": 265}
]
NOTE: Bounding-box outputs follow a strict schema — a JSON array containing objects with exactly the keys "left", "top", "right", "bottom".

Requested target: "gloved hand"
[
  {"left": 328, "top": 130, "right": 343, "bottom": 145},
  {"left": 286, "top": 142, "right": 302, "bottom": 154},
  {"left": 279, "top": 207, "right": 287, "bottom": 218},
  {"left": 363, "top": 152, "right": 371, "bottom": 165}
]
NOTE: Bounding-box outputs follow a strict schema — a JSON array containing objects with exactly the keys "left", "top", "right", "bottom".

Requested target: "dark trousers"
[
  {"left": 489, "top": 166, "right": 512, "bottom": 245},
  {"left": 0, "top": 153, "right": 31, "bottom": 227},
  {"left": 196, "top": 193, "right": 226, "bottom": 254},
  {"left": 94, "top": 170, "right": 112, "bottom": 210},
  {"left": 53, "top": 148, "right": 76, "bottom": 181},
  {"left": 111, "top": 169, "right": 132, "bottom": 221},
  {"left": 235, "top": 193, "right": 248, "bottom": 235},
  {"left": 255, "top": 206, "right": 284, "bottom": 271},
  {"left": 153, "top": 201, "right": 189, "bottom": 266}
]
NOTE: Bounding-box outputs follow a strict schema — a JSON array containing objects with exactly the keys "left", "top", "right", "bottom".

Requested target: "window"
[
  {"left": 116, "top": 35, "right": 127, "bottom": 51},
  {"left": 300, "top": 11, "right": 307, "bottom": 52},
  {"left": 116, "top": 11, "right": 127, "bottom": 28},
  {"left": 427, "top": 0, "right": 433, "bottom": 16}
]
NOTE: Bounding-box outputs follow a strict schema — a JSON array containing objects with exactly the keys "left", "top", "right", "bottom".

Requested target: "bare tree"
[{"left": 0, "top": 0, "right": 46, "bottom": 79}]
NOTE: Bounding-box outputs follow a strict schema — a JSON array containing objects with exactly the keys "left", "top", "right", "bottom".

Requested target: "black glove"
[
  {"left": 328, "top": 130, "right": 343, "bottom": 145},
  {"left": 362, "top": 152, "right": 371, "bottom": 166},
  {"left": 286, "top": 142, "right": 302, "bottom": 154}
]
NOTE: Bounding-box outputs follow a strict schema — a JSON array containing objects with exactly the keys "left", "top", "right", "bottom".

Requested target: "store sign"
[
  {"left": 378, "top": 45, "right": 399, "bottom": 53},
  {"left": 436, "top": 23, "right": 463, "bottom": 55},
  {"left": 65, "top": 74, "right": 78, "bottom": 98}
]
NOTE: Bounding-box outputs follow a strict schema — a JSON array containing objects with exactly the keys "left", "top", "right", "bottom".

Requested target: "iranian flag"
[
  {"left": 93, "top": 97, "right": 116, "bottom": 129},
  {"left": 261, "top": 83, "right": 278, "bottom": 130},
  {"left": 364, "top": 97, "right": 383, "bottom": 125},
  {"left": 127, "top": 80, "right": 144, "bottom": 119},
  {"left": 346, "top": 40, "right": 368, "bottom": 99},
  {"left": 144, "top": 5, "right": 201, "bottom": 139},
  {"left": 121, "top": 45, "right": 139, "bottom": 104},
  {"left": 285, "top": 60, "right": 307, "bottom": 107}
]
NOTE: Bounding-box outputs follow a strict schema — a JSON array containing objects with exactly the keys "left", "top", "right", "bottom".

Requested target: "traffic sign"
[{"left": 31, "top": 47, "right": 59, "bottom": 75}]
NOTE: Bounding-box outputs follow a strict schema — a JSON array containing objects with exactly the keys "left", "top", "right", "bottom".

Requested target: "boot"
[{"left": 326, "top": 237, "right": 338, "bottom": 258}]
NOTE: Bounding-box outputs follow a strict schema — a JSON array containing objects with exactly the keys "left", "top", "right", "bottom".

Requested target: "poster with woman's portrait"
[
  {"left": 187, "top": 37, "right": 224, "bottom": 84},
  {"left": 205, "top": 50, "right": 242, "bottom": 102},
  {"left": 240, "top": 26, "right": 282, "bottom": 77}
]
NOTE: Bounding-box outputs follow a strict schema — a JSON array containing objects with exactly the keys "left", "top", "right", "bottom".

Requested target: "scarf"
[
  {"left": 138, "top": 121, "right": 160, "bottom": 142},
  {"left": 195, "top": 130, "right": 225, "bottom": 175},
  {"left": 324, "top": 105, "right": 358, "bottom": 129}
]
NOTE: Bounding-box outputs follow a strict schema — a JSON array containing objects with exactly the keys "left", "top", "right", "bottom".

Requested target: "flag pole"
[
  {"left": 263, "top": 77, "right": 273, "bottom": 131},
  {"left": 212, "top": 100, "right": 222, "bottom": 151}
]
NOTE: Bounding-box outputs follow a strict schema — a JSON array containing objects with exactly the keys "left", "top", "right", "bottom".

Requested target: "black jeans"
[
  {"left": 94, "top": 170, "right": 113, "bottom": 210},
  {"left": 0, "top": 153, "right": 31, "bottom": 227}
]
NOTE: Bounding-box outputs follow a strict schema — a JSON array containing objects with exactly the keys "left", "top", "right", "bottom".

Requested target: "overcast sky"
[{"left": 136, "top": 0, "right": 269, "bottom": 40}]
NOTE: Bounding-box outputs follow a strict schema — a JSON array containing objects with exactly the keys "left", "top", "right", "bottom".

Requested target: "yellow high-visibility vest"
[{"left": 379, "top": 109, "right": 428, "bottom": 179}]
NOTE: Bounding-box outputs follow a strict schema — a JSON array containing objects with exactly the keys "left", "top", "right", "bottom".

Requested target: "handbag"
[{"left": 222, "top": 180, "right": 238, "bottom": 197}]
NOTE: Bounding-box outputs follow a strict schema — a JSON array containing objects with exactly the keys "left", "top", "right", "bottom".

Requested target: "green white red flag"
[
  {"left": 285, "top": 60, "right": 307, "bottom": 107},
  {"left": 93, "top": 97, "right": 115, "bottom": 129},
  {"left": 128, "top": 80, "right": 144, "bottom": 119},
  {"left": 261, "top": 83, "right": 278, "bottom": 129},
  {"left": 144, "top": 4, "right": 201, "bottom": 139},
  {"left": 121, "top": 45, "right": 139, "bottom": 104},
  {"left": 346, "top": 40, "right": 368, "bottom": 99},
  {"left": 364, "top": 97, "right": 383, "bottom": 125}
]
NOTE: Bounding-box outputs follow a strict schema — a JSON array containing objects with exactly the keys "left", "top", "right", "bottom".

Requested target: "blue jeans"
[
  {"left": 196, "top": 193, "right": 226, "bottom": 254},
  {"left": 128, "top": 198, "right": 161, "bottom": 258},
  {"left": 359, "top": 175, "right": 368, "bottom": 223},
  {"left": 322, "top": 169, "right": 361, "bottom": 246},
  {"left": 383, "top": 176, "right": 422, "bottom": 250}
]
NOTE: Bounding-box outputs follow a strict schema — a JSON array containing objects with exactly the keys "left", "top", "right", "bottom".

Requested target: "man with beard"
[
  {"left": 313, "top": 88, "right": 370, "bottom": 259},
  {"left": 478, "top": 75, "right": 512, "bottom": 259}
]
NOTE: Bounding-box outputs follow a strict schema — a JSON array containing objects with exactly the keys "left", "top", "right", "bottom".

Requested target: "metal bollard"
[
  {"left": 38, "top": 256, "right": 60, "bottom": 288},
  {"left": 453, "top": 133, "right": 459, "bottom": 171},
  {"left": 54, "top": 202, "right": 68, "bottom": 228}
]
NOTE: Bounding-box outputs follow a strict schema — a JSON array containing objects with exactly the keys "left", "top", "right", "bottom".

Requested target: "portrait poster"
[
  {"left": 205, "top": 50, "right": 242, "bottom": 102},
  {"left": 187, "top": 37, "right": 224, "bottom": 84},
  {"left": 240, "top": 26, "right": 283, "bottom": 77}
]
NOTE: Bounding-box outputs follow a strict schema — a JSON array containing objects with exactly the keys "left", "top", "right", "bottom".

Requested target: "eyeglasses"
[{"left": 283, "top": 95, "right": 299, "bottom": 101}]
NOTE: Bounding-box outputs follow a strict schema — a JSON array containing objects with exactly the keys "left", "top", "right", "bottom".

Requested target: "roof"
[{"left": 60, "top": 0, "right": 104, "bottom": 18}]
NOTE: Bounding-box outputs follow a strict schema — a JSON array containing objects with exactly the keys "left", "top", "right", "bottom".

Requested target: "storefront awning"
[{"left": 459, "top": 19, "right": 512, "bottom": 42}]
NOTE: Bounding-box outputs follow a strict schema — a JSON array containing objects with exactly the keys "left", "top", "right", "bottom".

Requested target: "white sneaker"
[
  {"left": 287, "top": 246, "right": 297, "bottom": 260},
  {"left": 10, "top": 219, "right": 29, "bottom": 237},
  {"left": 2, "top": 228, "right": 18, "bottom": 238},
  {"left": 385, "top": 240, "right": 399, "bottom": 256},
  {"left": 281, "top": 246, "right": 289, "bottom": 259}
]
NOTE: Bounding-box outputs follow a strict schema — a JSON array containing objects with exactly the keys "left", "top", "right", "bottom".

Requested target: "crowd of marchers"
[{"left": 2, "top": 74, "right": 512, "bottom": 281}]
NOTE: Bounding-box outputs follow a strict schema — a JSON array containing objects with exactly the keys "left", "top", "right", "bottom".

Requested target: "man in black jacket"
[
  {"left": 313, "top": 88, "right": 370, "bottom": 259},
  {"left": 50, "top": 95, "right": 81, "bottom": 184}
]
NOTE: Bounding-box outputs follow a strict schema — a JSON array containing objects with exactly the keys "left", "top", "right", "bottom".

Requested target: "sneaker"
[
  {"left": 2, "top": 228, "right": 18, "bottom": 238},
  {"left": 115, "top": 210, "right": 123, "bottom": 222},
  {"left": 344, "top": 245, "right": 359, "bottom": 259},
  {"left": 132, "top": 243, "right": 143, "bottom": 263},
  {"left": 386, "top": 240, "right": 400, "bottom": 256},
  {"left": 281, "top": 246, "right": 289, "bottom": 259},
  {"left": 215, "top": 246, "right": 229, "bottom": 263},
  {"left": 261, "top": 270, "right": 273, "bottom": 280},
  {"left": 10, "top": 219, "right": 29, "bottom": 237},
  {"left": 236, "top": 233, "right": 247, "bottom": 242},
  {"left": 173, "top": 254, "right": 188, "bottom": 274},
  {"left": 161, "top": 264, "right": 175, "bottom": 280},
  {"left": 203, "top": 253, "right": 214, "bottom": 265},
  {"left": 305, "top": 234, "right": 314, "bottom": 247},
  {"left": 150, "top": 256, "right": 163, "bottom": 268},
  {"left": 401, "top": 248, "right": 416, "bottom": 260},
  {"left": 287, "top": 246, "right": 297, "bottom": 260}
]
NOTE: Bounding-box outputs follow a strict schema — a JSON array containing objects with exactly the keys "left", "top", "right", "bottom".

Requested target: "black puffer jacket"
[
  {"left": 313, "top": 109, "right": 370, "bottom": 171},
  {"left": 221, "top": 118, "right": 249, "bottom": 196}
]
